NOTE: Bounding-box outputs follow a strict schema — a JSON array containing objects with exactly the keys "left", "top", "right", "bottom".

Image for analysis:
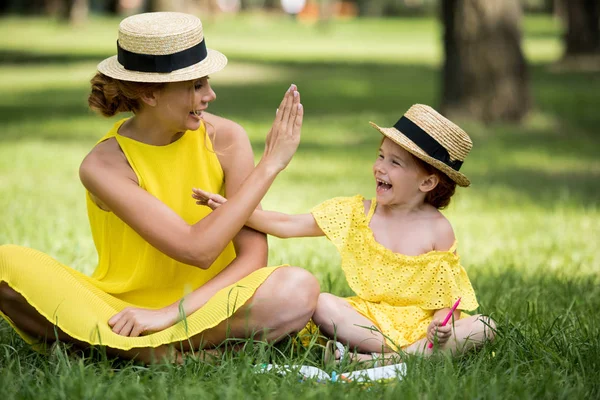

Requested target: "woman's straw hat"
[
  {"left": 97, "top": 12, "right": 227, "bottom": 83},
  {"left": 370, "top": 104, "right": 472, "bottom": 187}
]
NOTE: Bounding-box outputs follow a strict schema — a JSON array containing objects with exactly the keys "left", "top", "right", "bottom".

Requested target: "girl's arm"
[{"left": 192, "top": 188, "right": 324, "bottom": 238}]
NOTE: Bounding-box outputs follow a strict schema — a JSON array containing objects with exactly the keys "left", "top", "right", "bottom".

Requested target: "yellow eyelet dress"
[
  {"left": 311, "top": 195, "right": 479, "bottom": 349},
  {"left": 0, "top": 119, "right": 279, "bottom": 351}
]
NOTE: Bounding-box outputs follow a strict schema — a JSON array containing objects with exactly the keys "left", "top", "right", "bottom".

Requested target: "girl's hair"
[
  {"left": 88, "top": 72, "right": 166, "bottom": 117},
  {"left": 412, "top": 156, "right": 457, "bottom": 209}
]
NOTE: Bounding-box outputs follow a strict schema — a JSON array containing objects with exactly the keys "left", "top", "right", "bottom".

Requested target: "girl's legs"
[
  {"left": 0, "top": 266, "right": 320, "bottom": 364},
  {"left": 403, "top": 314, "right": 496, "bottom": 356},
  {"left": 313, "top": 293, "right": 400, "bottom": 364},
  {"left": 313, "top": 293, "right": 390, "bottom": 352},
  {"left": 312, "top": 293, "right": 496, "bottom": 363}
]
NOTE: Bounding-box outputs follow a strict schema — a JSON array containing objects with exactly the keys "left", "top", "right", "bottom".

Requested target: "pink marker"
[{"left": 428, "top": 297, "right": 461, "bottom": 349}]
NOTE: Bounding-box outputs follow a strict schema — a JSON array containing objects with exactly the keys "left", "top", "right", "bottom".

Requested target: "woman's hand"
[
  {"left": 192, "top": 188, "right": 227, "bottom": 210},
  {"left": 261, "top": 84, "right": 303, "bottom": 172},
  {"left": 108, "top": 306, "right": 179, "bottom": 337},
  {"left": 427, "top": 319, "right": 452, "bottom": 346}
]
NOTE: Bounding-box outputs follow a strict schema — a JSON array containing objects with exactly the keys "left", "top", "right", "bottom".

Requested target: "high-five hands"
[{"left": 261, "top": 84, "right": 303, "bottom": 172}]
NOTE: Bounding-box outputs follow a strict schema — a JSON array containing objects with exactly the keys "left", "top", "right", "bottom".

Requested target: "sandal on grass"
[
  {"left": 324, "top": 340, "right": 388, "bottom": 367},
  {"left": 324, "top": 340, "right": 346, "bottom": 365}
]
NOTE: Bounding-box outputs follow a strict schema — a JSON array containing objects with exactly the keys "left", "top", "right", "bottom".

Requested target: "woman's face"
[{"left": 153, "top": 76, "right": 216, "bottom": 132}]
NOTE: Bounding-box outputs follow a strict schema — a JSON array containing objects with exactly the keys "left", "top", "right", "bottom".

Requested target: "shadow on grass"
[{"left": 0, "top": 50, "right": 104, "bottom": 65}]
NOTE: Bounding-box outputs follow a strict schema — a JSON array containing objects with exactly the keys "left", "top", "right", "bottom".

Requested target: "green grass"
[{"left": 1, "top": 14, "right": 599, "bottom": 399}]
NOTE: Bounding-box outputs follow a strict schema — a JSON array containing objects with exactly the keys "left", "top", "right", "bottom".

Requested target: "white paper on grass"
[{"left": 257, "top": 363, "right": 407, "bottom": 382}]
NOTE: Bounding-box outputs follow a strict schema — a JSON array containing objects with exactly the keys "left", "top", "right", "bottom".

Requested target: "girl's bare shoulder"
[{"left": 429, "top": 209, "right": 456, "bottom": 251}]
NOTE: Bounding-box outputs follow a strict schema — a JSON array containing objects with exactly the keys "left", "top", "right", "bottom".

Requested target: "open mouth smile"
[{"left": 376, "top": 178, "right": 392, "bottom": 193}]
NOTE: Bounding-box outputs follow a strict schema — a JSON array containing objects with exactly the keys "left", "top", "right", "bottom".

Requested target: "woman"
[{"left": 0, "top": 12, "right": 319, "bottom": 364}]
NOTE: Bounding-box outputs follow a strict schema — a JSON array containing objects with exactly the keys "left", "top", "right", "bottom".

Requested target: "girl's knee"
[
  {"left": 313, "top": 293, "right": 343, "bottom": 327},
  {"left": 315, "top": 293, "right": 338, "bottom": 314}
]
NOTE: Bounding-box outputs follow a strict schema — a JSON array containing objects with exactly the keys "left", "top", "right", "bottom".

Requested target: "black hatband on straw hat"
[
  {"left": 393, "top": 116, "right": 463, "bottom": 172},
  {"left": 117, "top": 40, "right": 208, "bottom": 73}
]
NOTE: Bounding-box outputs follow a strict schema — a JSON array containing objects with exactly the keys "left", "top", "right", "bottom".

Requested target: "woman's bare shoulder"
[
  {"left": 202, "top": 112, "right": 249, "bottom": 151},
  {"left": 79, "top": 138, "right": 137, "bottom": 210},
  {"left": 80, "top": 138, "right": 131, "bottom": 176}
]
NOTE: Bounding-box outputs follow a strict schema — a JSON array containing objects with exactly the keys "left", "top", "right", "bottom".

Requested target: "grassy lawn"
[{"left": 1, "top": 14, "right": 599, "bottom": 399}]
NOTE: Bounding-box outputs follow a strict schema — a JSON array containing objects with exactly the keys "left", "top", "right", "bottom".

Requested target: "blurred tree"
[
  {"left": 45, "top": 0, "right": 89, "bottom": 23},
  {"left": 148, "top": 0, "right": 186, "bottom": 11},
  {"left": 563, "top": 0, "right": 600, "bottom": 57},
  {"left": 440, "top": 0, "right": 531, "bottom": 123},
  {"left": 354, "top": 0, "right": 436, "bottom": 17}
]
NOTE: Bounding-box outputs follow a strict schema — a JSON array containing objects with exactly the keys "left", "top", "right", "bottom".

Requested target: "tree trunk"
[
  {"left": 440, "top": 0, "right": 531, "bottom": 123},
  {"left": 563, "top": 0, "right": 600, "bottom": 56},
  {"left": 55, "top": 0, "right": 88, "bottom": 24},
  {"left": 149, "top": 0, "right": 187, "bottom": 12}
]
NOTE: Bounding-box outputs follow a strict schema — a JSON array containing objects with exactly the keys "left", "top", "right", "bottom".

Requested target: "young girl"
[{"left": 193, "top": 104, "right": 496, "bottom": 364}]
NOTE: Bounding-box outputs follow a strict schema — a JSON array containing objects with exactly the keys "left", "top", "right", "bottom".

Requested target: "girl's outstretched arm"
[{"left": 192, "top": 188, "right": 324, "bottom": 238}]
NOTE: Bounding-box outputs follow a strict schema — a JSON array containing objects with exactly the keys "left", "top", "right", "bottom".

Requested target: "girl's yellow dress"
[
  {"left": 311, "top": 195, "right": 479, "bottom": 349},
  {"left": 0, "top": 119, "right": 279, "bottom": 351}
]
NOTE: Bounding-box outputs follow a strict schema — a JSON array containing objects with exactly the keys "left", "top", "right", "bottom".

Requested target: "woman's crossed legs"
[{"left": 0, "top": 266, "right": 319, "bottom": 364}]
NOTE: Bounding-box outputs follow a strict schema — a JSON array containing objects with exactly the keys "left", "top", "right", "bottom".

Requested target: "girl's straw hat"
[
  {"left": 97, "top": 12, "right": 227, "bottom": 83},
  {"left": 370, "top": 104, "right": 472, "bottom": 187}
]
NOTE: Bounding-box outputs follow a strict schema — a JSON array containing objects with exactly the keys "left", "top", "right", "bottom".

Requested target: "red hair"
[
  {"left": 88, "top": 72, "right": 166, "bottom": 117},
  {"left": 412, "top": 156, "right": 457, "bottom": 209}
]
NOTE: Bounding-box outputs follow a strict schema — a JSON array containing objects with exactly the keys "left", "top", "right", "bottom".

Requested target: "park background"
[{"left": 0, "top": 0, "right": 599, "bottom": 398}]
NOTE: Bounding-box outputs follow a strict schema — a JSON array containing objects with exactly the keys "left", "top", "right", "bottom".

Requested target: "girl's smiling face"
[
  {"left": 373, "top": 138, "right": 430, "bottom": 206},
  {"left": 152, "top": 76, "right": 216, "bottom": 132}
]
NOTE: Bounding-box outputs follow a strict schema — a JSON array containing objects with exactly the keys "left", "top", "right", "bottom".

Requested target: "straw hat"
[
  {"left": 370, "top": 104, "right": 472, "bottom": 187},
  {"left": 97, "top": 12, "right": 227, "bottom": 83}
]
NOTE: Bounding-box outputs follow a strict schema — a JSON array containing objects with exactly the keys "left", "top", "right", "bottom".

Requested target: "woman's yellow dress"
[
  {"left": 311, "top": 195, "right": 479, "bottom": 349},
  {"left": 0, "top": 119, "right": 279, "bottom": 351}
]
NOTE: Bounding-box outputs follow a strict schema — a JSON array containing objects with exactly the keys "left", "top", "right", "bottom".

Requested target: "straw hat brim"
[
  {"left": 370, "top": 122, "right": 471, "bottom": 187},
  {"left": 97, "top": 48, "right": 227, "bottom": 83}
]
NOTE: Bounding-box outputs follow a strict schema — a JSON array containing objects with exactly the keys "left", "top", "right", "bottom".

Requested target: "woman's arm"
[
  {"left": 81, "top": 87, "right": 303, "bottom": 270},
  {"left": 192, "top": 188, "right": 324, "bottom": 238},
  {"left": 168, "top": 114, "right": 270, "bottom": 319}
]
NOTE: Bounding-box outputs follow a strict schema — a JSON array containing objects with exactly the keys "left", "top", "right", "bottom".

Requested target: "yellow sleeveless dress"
[
  {"left": 311, "top": 195, "right": 479, "bottom": 349},
  {"left": 0, "top": 119, "right": 279, "bottom": 351}
]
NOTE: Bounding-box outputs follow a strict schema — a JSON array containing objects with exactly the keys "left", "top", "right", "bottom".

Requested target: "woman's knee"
[{"left": 262, "top": 266, "right": 320, "bottom": 317}]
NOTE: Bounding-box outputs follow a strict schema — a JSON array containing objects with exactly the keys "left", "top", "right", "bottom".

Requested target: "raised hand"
[
  {"left": 108, "top": 306, "right": 179, "bottom": 337},
  {"left": 261, "top": 84, "right": 303, "bottom": 172},
  {"left": 192, "top": 188, "right": 227, "bottom": 210}
]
